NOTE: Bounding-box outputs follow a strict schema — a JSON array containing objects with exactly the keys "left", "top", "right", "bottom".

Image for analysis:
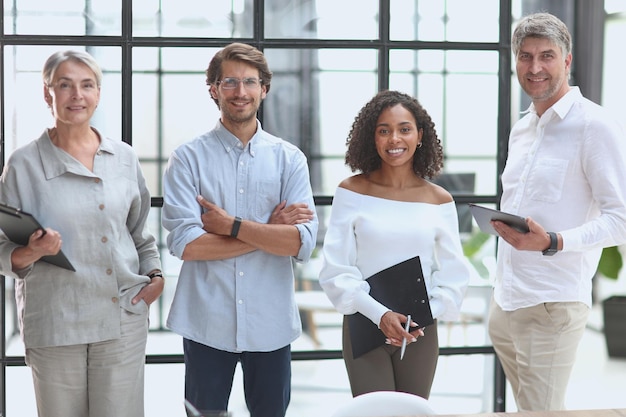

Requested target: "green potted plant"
[{"left": 598, "top": 246, "right": 626, "bottom": 358}]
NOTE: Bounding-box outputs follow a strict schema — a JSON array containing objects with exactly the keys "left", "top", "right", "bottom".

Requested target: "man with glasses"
[{"left": 162, "top": 43, "right": 318, "bottom": 417}]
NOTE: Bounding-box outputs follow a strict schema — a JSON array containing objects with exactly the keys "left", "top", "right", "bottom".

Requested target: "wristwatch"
[{"left": 542, "top": 232, "right": 558, "bottom": 256}]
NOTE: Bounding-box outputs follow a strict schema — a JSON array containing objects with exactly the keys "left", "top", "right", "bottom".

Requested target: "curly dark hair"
[{"left": 345, "top": 90, "right": 444, "bottom": 178}]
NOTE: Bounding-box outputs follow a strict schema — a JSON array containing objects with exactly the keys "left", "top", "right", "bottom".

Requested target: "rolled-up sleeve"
[
  {"left": 162, "top": 150, "right": 206, "bottom": 259},
  {"left": 286, "top": 152, "right": 318, "bottom": 263}
]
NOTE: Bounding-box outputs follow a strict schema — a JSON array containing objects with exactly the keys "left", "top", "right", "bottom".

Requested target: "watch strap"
[
  {"left": 542, "top": 232, "right": 558, "bottom": 256},
  {"left": 230, "top": 216, "right": 242, "bottom": 238}
]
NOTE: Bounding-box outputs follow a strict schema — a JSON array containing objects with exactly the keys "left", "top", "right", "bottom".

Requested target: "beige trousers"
[
  {"left": 25, "top": 308, "right": 149, "bottom": 417},
  {"left": 488, "top": 295, "right": 589, "bottom": 411}
]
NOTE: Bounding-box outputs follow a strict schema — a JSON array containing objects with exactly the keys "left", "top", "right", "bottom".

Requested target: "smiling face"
[
  {"left": 374, "top": 104, "right": 423, "bottom": 169},
  {"left": 516, "top": 36, "right": 571, "bottom": 115},
  {"left": 44, "top": 59, "right": 100, "bottom": 127},
  {"left": 209, "top": 59, "right": 267, "bottom": 130}
]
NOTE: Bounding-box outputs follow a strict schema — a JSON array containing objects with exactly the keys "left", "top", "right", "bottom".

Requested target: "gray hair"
[
  {"left": 511, "top": 12, "right": 572, "bottom": 58},
  {"left": 42, "top": 50, "right": 103, "bottom": 87}
]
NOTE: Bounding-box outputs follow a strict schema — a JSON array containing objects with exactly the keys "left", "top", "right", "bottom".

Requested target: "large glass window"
[
  {"left": 0, "top": 1, "right": 507, "bottom": 415},
  {"left": 2, "top": 0, "right": 618, "bottom": 415}
]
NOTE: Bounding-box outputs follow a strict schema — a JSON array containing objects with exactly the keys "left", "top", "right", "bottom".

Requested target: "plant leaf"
[
  {"left": 463, "top": 232, "right": 490, "bottom": 258},
  {"left": 598, "top": 246, "right": 623, "bottom": 280}
]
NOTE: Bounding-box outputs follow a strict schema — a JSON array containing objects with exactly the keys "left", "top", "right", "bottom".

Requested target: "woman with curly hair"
[{"left": 319, "top": 90, "right": 470, "bottom": 398}]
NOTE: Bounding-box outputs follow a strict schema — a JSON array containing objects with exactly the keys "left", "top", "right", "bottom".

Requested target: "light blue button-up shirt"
[
  {"left": 163, "top": 120, "right": 318, "bottom": 352},
  {"left": 0, "top": 129, "right": 161, "bottom": 348}
]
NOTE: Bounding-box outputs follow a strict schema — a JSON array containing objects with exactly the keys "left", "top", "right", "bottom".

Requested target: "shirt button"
[
  {"left": 111, "top": 297, "right": 118, "bottom": 303},
  {"left": 99, "top": 204, "right": 105, "bottom": 210},
  {"left": 239, "top": 271, "right": 244, "bottom": 276},
  {"left": 239, "top": 161, "right": 244, "bottom": 166},
  {"left": 239, "top": 189, "right": 244, "bottom": 194},
  {"left": 94, "top": 178, "right": 100, "bottom": 184},
  {"left": 238, "top": 299, "right": 244, "bottom": 304},
  {"left": 106, "top": 269, "right": 113, "bottom": 275},
  {"left": 101, "top": 236, "right": 108, "bottom": 243}
]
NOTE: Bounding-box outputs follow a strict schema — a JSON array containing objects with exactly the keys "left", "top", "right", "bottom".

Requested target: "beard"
[
  {"left": 519, "top": 72, "right": 567, "bottom": 103},
  {"left": 219, "top": 96, "right": 261, "bottom": 126}
]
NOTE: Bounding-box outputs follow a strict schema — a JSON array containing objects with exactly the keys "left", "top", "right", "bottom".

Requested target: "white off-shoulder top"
[{"left": 318, "top": 187, "right": 471, "bottom": 327}]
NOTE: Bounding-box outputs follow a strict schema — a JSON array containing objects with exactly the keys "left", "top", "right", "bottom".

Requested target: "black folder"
[
  {"left": 0, "top": 203, "right": 75, "bottom": 271},
  {"left": 347, "top": 256, "right": 433, "bottom": 359}
]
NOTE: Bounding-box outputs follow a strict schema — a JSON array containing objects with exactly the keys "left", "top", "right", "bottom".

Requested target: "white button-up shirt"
[{"left": 495, "top": 87, "right": 626, "bottom": 311}]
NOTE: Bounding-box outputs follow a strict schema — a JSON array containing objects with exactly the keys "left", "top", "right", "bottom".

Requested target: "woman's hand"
[
  {"left": 132, "top": 275, "right": 164, "bottom": 306},
  {"left": 11, "top": 228, "right": 62, "bottom": 271},
  {"left": 379, "top": 311, "right": 425, "bottom": 347}
]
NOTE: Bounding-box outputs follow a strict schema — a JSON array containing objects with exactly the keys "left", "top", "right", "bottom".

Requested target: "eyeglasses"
[{"left": 216, "top": 77, "right": 263, "bottom": 90}]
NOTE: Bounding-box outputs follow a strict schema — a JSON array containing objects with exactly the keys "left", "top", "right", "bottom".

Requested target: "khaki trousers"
[
  {"left": 488, "top": 295, "right": 589, "bottom": 411},
  {"left": 342, "top": 316, "right": 439, "bottom": 398},
  {"left": 25, "top": 308, "right": 149, "bottom": 417}
]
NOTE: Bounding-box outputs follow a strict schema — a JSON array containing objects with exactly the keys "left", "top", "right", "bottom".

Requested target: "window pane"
[
  {"left": 263, "top": 48, "right": 377, "bottom": 196},
  {"left": 3, "top": 46, "right": 121, "bottom": 157},
  {"left": 132, "top": 47, "right": 221, "bottom": 197},
  {"left": 132, "top": 0, "right": 253, "bottom": 38},
  {"left": 317, "top": 159, "right": 354, "bottom": 196},
  {"left": 6, "top": 366, "right": 37, "bottom": 416},
  {"left": 602, "top": 14, "right": 626, "bottom": 124},
  {"left": 390, "top": 49, "right": 499, "bottom": 196},
  {"left": 162, "top": 73, "right": 219, "bottom": 154},
  {"left": 390, "top": 0, "right": 500, "bottom": 42},
  {"left": 265, "top": 0, "right": 378, "bottom": 39},
  {"left": 5, "top": 0, "right": 122, "bottom": 35}
]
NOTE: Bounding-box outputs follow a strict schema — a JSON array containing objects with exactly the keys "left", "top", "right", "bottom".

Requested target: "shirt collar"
[
  {"left": 213, "top": 119, "right": 263, "bottom": 158},
  {"left": 38, "top": 127, "right": 113, "bottom": 180},
  {"left": 522, "top": 86, "right": 581, "bottom": 120}
]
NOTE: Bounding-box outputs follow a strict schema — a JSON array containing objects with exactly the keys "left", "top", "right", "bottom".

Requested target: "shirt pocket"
[
  {"left": 527, "top": 158, "right": 568, "bottom": 203},
  {"left": 254, "top": 180, "right": 281, "bottom": 221}
]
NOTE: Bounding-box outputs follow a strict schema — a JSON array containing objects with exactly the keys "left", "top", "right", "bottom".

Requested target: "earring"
[{"left": 417, "top": 142, "right": 423, "bottom": 148}]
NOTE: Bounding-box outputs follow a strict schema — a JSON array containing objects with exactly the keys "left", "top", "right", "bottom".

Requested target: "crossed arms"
[{"left": 181, "top": 196, "right": 314, "bottom": 261}]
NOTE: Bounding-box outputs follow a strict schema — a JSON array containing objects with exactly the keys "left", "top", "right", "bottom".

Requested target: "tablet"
[
  {"left": 0, "top": 203, "right": 76, "bottom": 271},
  {"left": 469, "top": 203, "right": 529, "bottom": 235}
]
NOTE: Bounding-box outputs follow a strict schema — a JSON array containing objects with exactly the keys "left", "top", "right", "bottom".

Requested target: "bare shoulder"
[
  {"left": 426, "top": 180, "right": 454, "bottom": 205},
  {"left": 338, "top": 174, "right": 369, "bottom": 194}
]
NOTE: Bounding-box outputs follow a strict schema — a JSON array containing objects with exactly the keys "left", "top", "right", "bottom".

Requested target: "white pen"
[
  {"left": 400, "top": 314, "right": 411, "bottom": 360},
  {"left": 184, "top": 399, "right": 203, "bottom": 417}
]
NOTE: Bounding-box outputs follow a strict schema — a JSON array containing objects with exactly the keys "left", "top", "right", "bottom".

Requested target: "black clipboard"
[
  {"left": 347, "top": 256, "right": 433, "bottom": 359},
  {"left": 0, "top": 203, "right": 76, "bottom": 271},
  {"left": 469, "top": 203, "right": 529, "bottom": 235}
]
